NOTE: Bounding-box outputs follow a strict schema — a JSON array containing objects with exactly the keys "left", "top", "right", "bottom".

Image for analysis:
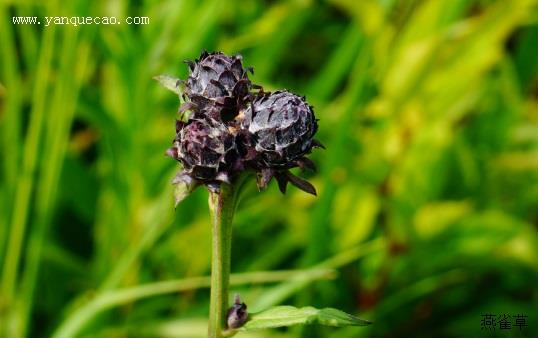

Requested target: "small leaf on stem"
[
  {"left": 240, "top": 306, "right": 371, "bottom": 331},
  {"left": 154, "top": 75, "right": 183, "bottom": 96},
  {"left": 173, "top": 172, "right": 197, "bottom": 208},
  {"left": 174, "top": 183, "right": 191, "bottom": 208}
]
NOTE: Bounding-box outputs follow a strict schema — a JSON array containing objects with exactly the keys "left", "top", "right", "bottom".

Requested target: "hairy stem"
[{"left": 208, "top": 183, "right": 236, "bottom": 338}]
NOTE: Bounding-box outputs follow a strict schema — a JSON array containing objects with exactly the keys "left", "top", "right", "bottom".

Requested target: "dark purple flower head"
[
  {"left": 183, "top": 51, "right": 253, "bottom": 122},
  {"left": 168, "top": 119, "right": 239, "bottom": 191},
  {"left": 239, "top": 90, "right": 322, "bottom": 195},
  {"left": 164, "top": 52, "right": 322, "bottom": 195},
  {"left": 227, "top": 294, "right": 248, "bottom": 329},
  {"left": 242, "top": 90, "right": 319, "bottom": 168}
]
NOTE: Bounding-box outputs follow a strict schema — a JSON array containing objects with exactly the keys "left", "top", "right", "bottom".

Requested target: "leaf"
[
  {"left": 173, "top": 172, "right": 198, "bottom": 208},
  {"left": 174, "top": 183, "right": 190, "bottom": 208},
  {"left": 240, "top": 306, "right": 371, "bottom": 331},
  {"left": 154, "top": 75, "right": 183, "bottom": 96}
]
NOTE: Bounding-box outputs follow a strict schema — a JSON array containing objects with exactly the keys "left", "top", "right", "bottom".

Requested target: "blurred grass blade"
[
  {"left": 253, "top": 238, "right": 385, "bottom": 312},
  {"left": 19, "top": 24, "right": 94, "bottom": 338},
  {"left": 51, "top": 268, "right": 335, "bottom": 338},
  {"left": 1, "top": 4, "right": 58, "bottom": 336}
]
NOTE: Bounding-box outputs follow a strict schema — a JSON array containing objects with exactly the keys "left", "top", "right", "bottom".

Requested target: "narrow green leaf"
[
  {"left": 241, "top": 306, "right": 371, "bottom": 331},
  {"left": 154, "top": 74, "right": 183, "bottom": 96},
  {"left": 317, "top": 307, "right": 371, "bottom": 327}
]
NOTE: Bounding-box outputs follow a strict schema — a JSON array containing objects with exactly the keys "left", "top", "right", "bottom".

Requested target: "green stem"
[{"left": 208, "top": 183, "right": 236, "bottom": 338}]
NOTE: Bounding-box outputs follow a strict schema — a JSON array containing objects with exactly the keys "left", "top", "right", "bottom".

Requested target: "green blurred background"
[{"left": 1, "top": 0, "right": 537, "bottom": 337}]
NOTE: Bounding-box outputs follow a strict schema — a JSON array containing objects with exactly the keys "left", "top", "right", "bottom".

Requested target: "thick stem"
[{"left": 208, "top": 183, "right": 236, "bottom": 338}]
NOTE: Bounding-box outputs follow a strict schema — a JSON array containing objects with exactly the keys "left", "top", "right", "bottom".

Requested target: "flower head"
[{"left": 162, "top": 51, "right": 322, "bottom": 195}]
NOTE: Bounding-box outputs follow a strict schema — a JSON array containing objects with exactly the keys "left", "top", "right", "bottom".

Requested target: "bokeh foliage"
[{"left": 1, "top": 0, "right": 537, "bottom": 337}]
